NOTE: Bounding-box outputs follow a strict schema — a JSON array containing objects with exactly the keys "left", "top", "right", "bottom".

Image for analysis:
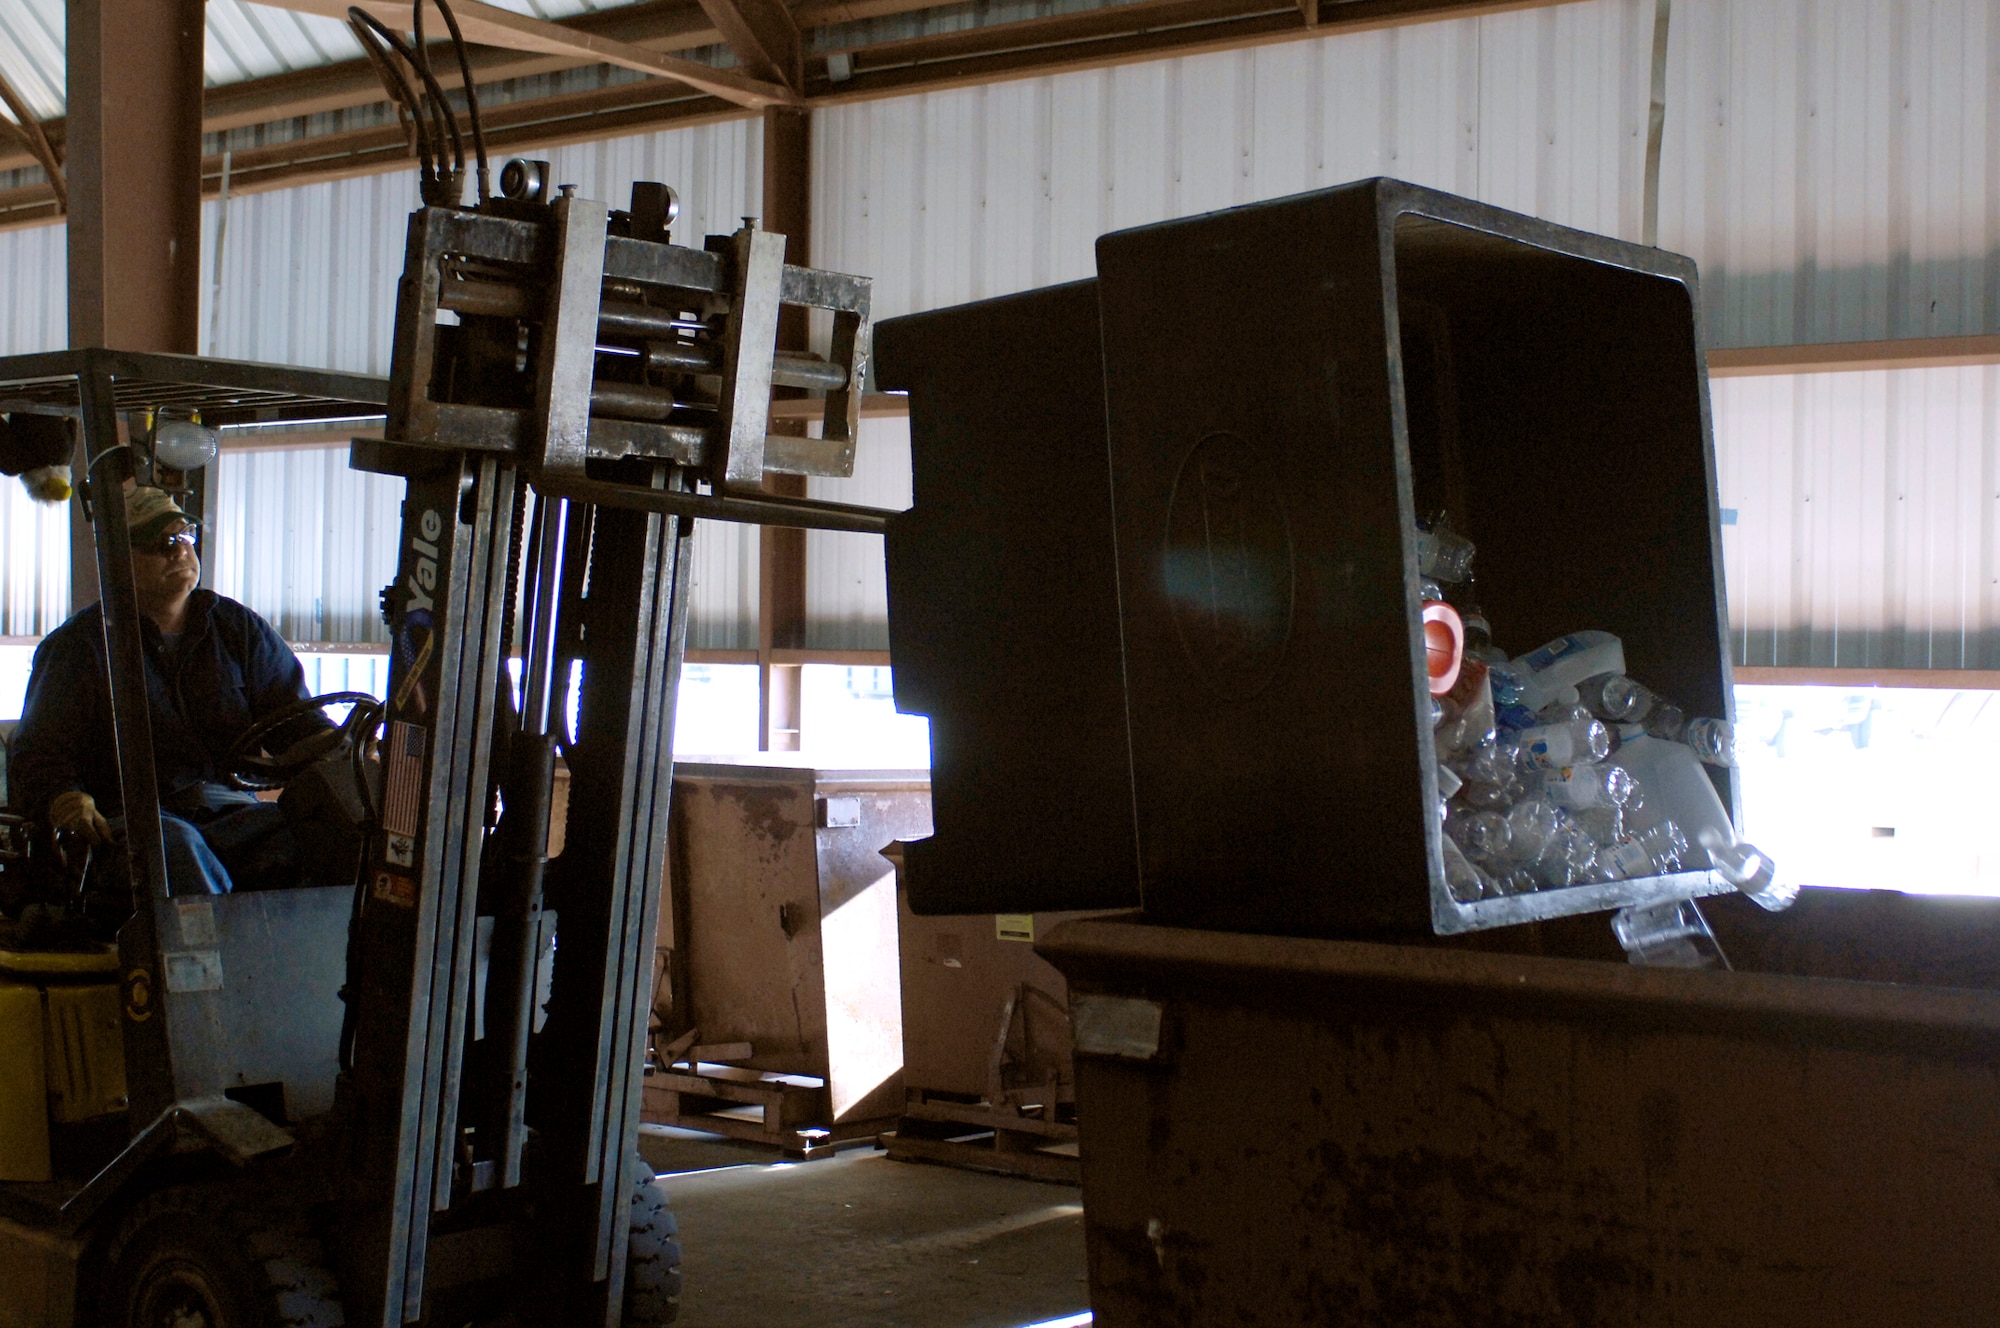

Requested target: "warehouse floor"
[{"left": 639, "top": 1126, "right": 1092, "bottom": 1328}]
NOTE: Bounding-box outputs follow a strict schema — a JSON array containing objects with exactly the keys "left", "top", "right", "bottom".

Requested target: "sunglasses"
[{"left": 138, "top": 528, "right": 199, "bottom": 558}]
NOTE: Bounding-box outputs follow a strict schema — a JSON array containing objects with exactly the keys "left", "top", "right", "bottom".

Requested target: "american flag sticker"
[{"left": 383, "top": 720, "right": 428, "bottom": 839}]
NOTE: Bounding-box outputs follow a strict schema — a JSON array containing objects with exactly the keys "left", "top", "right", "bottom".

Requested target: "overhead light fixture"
[{"left": 154, "top": 419, "right": 220, "bottom": 471}]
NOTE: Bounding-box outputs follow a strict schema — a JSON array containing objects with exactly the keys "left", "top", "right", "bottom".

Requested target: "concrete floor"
[{"left": 638, "top": 1126, "right": 1091, "bottom": 1328}]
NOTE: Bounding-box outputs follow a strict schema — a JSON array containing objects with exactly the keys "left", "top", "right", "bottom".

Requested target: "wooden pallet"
[
  {"left": 880, "top": 1088, "right": 1081, "bottom": 1184},
  {"left": 641, "top": 1063, "right": 889, "bottom": 1160}
]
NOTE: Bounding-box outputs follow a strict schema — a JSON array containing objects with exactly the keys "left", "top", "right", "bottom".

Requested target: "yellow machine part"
[
  {"left": 0, "top": 982, "right": 51, "bottom": 1183},
  {"left": 42, "top": 984, "right": 126, "bottom": 1124},
  {"left": 0, "top": 945, "right": 126, "bottom": 1182}
]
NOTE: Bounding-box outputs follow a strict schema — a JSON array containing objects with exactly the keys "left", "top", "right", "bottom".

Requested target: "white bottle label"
[
  {"left": 1519, "top": 726, "right": 1573, "bottom": 770},
  {"left": 1543, "top": 767, "right": 1605, "bottom": 808},
  {"left": 1609, "top": 838, "right": 1652, "bottom": 876}
]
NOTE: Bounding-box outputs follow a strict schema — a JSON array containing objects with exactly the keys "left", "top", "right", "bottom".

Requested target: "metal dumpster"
[{"left": 1040, "top": 907, "right": 2000, "bottom": 1327}]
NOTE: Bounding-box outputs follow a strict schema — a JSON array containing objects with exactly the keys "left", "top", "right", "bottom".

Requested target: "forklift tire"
[
  {"left": 96, "top": 1185, "right": 345, "bottom": 1328},
  {"left": 624, "top": 1161, "right": 682, "bottom": 1327}
]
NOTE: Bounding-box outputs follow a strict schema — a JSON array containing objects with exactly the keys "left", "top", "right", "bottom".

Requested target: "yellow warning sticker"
[{"left": 996, "top": 914, "right": 1035, "bottom": 943}]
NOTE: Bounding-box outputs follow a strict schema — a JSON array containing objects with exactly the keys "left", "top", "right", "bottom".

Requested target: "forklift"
[{"left": 0, "top": 31, "right": 893, "bottom": 1320}]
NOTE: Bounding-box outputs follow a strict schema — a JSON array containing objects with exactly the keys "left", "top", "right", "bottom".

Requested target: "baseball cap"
[{"left": 126, "top": 486, "right": 200, "bottom": 547}]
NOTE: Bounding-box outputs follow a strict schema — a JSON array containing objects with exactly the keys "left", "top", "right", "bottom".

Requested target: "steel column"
[{"left": 759, "top": 106, "right": 812, "bottom": 751}]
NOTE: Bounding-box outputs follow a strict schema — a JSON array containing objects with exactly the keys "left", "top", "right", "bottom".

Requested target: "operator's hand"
[{"left": 49, "top": 790, "right": 114, "bottom": 846}]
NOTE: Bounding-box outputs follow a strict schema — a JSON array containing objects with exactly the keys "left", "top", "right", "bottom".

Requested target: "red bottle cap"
[{"left": 1422, "top": 601, "right": 1464, "bottom": 697}]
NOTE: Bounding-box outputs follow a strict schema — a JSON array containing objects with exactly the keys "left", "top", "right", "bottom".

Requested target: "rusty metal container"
[
  {"left": 1040, "top": 907, "right": 2000, "bottom": 1326},
  {"left": 888, "top": 846, "right": 1108, "bottom": 1182},
  {"left": 646, "top": 762, "right": 930, "bottom": 1152}
]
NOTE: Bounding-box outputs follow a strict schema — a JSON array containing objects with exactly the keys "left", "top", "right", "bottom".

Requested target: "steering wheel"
[{"left": 225, "top": 691, "right": 384, "bottom": 791}]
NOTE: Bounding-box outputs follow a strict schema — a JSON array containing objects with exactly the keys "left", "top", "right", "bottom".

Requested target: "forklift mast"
[
  {"left": 333, "top": 173, "right": 887, "bottom": 1326},
  {"left": 0, "top": 177, "right": 887, "bottom": 1328}
]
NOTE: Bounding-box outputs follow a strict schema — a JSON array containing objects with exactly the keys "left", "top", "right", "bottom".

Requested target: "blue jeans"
[{"left": 111, "top": 784, "right": 301, "bottom": 896}]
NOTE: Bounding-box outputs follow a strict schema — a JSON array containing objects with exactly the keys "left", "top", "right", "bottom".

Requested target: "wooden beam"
[
  {"left": 0, "top": 65, "right": 63, "bottom": 212},
  {"left": 769, "top": 393, "right": 910, "bottom": 421},
  {"left": 1708, "top": 335, "right": 2000, "bottom": 377},
  {"left": 1734, "top": 667, "right": 2000, "bottom": 691},
  {"left": 695, "top": 0, "right": 805, "bottom": 91},
  {"left": 67, "top": 0, "right": 206, "bottom": 613},
  {"left": 805, "top": 0, "right": 1590, "bottom": 101},
  {"left": 256, "top": 0, "right": 800, "bottom": 109},
  {"left": 0, "top": 79, "right": 746, "bottom": 230}
]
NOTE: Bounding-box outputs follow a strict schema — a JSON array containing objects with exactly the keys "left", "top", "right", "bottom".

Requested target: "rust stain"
[{"left": 718, "top": 784, "right": 798, "bottom": 847}]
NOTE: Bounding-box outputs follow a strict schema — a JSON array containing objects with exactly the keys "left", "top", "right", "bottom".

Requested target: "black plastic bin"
[{"left": 881, "top": 179, "right": 1735, "bottom": 938}]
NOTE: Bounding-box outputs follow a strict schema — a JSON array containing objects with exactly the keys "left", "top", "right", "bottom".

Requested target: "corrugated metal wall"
[
  {"left": 806, "top": 415, "right": 911, "bottom": 649},
  {"left": 813, "top": 0, "right": 1655, "bottom": 320},
  {"left": 810, "top": 0, "right": 2000, "bottom": 667},
  {"left": 1714, "top": 365, "right": 2000, "bottom": 670},
  {"left": 2, "top": 0, "right": 1998, "bottom": 660},
  {"left": 0, "top": 481, "right": 69, "bottom": 636},
  {"left": 207, "top": 444, "right": 405, "bottom": 644}
]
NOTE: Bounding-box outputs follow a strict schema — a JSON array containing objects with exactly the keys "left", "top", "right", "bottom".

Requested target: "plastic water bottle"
[
  {"left": 1570, "top": 805, "right": 1624, "bottom": 845},
  {"left": 1510, "top": 631, "right": 1627, "bottom": 713},
  {"left": 1503, "top": 798, "right": 1561, "bottom": 862},
  {"left": 1541, "top": 762, "right": 1634, "bottom": 810},
  {"left": 1612, "top": 898, "right": 1729, "bottom": 968},
  {"left": 1684, "top": 716, "right": 1736, "bottom": 767},
  {"left": 1447, "top": 808, "right": 1512, "bottom": 862},
  {"left": 1441, "top": 836, "right": 1490, "bottom": 903},
  {"left": 1577, "top": 673, "right": 1656, "bottom": 724},
  {"left": 1697, "top": 827, "right": 1796, "bottom": 912},
  {"left": 1644, "top": 703, "right": 1687, "bottom": 743},
  {"left": 1602, "top": 820, "right": 1688, "bottom": 878},
  {"left": 1461, "top": 606, "right": 1509, "bottom": 666},
  {"left": 1416, "top": 525, "right": 1476, "bottom": 584},
  {"left": 1435, "top": 763, "right": 1464, "bottom": 800},
  {"left": 1534, "top": 819, "right": 1601, "bottom": 888},
  {"left": 1459, "top": 740, "right": 1517, "bottom": 788},
  {"left": 1435, "top": 665, "right": 1497, "bottom": 761},
  {"left": 1516, "top": 717, "right": 1611, "bottom": 770}
]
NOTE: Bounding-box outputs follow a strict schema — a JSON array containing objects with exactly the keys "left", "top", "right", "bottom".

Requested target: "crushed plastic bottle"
[
  {"left": 1447, "top": 807, "right": 1513, "bottom": 863},
  {"left": 1577, "top": 673, "right": 1656, "bottom": 724},
  {"left": 1510, "top": 631, "right": 1627, "bottom": 713},
  {"left": 1569, "top": 805, "right": 1624, "bottom": 845},
  {"left": 1416, "top": 525, "right": 1477, "bottom": 584},
  {"left": 1434, "top": 661, "right": 1496, "bottom": 761},
  {"left": 1503, "top": 798, "right": 1561, "bottom": 863},
  {"left": 1603, "top": 820, "right": 1689, "bottom": 878},
  {"left": 1541, "top": 762, "right": 1634, "bottom": 811},
  {"left": 1441, "top": 836, "right": 1490, "bottom": 903},
  {"left": 1612, "top": 898, "right": 1730, "bottom": 968},
  {"left": 1516, "top": 716, "right": 1611, "bottom": 770}
]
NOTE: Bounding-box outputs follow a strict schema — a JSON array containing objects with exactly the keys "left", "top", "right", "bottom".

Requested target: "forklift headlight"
[{"left": 154, "top": 419, "right": 220, "bottom": 471}]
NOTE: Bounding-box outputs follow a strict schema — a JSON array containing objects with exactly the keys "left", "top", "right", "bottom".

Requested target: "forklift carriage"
[{"left": 0, "top": 151, "right": 891, "bottom": 1328}]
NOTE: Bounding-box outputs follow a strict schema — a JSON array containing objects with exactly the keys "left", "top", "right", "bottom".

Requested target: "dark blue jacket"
[{"left": 12, "top": 591, "right": 316, "bottom": 819}]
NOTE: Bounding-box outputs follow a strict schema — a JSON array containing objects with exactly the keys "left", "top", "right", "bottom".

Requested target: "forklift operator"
[{"left": 11, "top": 486, "right": 328, "bottom": 895}]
